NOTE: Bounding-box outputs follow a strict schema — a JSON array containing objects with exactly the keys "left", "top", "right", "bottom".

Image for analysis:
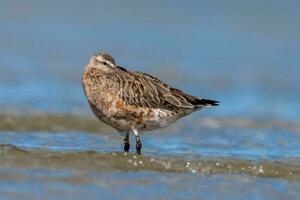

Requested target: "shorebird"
[{"left": 82, "top": 52, "right": 219, "bottom": 154}]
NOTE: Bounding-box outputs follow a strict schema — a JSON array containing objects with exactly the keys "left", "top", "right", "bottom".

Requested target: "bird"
[{"left": 82, "top": 52, "right": 219, "bottom": 154}]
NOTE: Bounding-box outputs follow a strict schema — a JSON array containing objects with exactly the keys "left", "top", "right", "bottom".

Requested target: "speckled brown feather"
[
  {"left": 82, "top": 53, "right": 218, "bottom": 132},
  {"left": 111, "top": 67, "right": 218, "bottom": 110}
]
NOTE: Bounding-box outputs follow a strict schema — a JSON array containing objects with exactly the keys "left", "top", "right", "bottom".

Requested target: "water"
[{"left": 1, "top": 1, "right": 300, "bottom": 199}]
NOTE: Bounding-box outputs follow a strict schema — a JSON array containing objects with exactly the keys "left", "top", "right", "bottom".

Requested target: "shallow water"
[
  {"left": 0, "top": 114, "right": 299, "bottom": 200},
  {"left": 1, "top": 1, "right": 300, "bottom": 199}
]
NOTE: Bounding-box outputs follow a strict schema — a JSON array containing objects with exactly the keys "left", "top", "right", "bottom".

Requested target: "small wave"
[
  {"left": 0, "top": 113, "right": 112, "bottom": 133},
  {"left": 0, "top": 144, "right": 299, "bottom": 180},
  {"left": 1, "top": 113, "right": 300, "bottom": 134}
]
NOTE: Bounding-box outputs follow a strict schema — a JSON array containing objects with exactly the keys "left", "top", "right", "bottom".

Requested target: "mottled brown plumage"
[{"left": 82, "top": 52, "right": 219, "bottom": 154}]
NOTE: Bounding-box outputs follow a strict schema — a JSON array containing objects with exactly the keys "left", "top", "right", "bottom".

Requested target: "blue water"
[
  {"left": 1, "top": 1, "right": 300, "bottom": 119},
  {"left": 0, "top": 1, "right": 300, "bottom": 199}
]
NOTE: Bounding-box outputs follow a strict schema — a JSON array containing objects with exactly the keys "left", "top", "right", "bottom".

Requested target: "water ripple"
[{"left": 0, "top": 144, "right": 299, "bottom": 181}]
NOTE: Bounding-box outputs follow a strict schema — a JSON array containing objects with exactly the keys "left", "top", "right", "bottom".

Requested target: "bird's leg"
[
  {"left": 132, "top": 128, "right": 142, "bottom": 154},
  {"left": 124, "top": 132, "right": 130, "bottom": 152}
]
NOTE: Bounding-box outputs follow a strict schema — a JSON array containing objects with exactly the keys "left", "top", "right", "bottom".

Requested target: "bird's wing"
[{"left": 111, "top": 67, "right": 218, "bottom": 110}]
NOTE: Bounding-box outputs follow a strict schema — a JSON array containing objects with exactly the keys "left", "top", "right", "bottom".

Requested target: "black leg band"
[
  {"left": 135, "top": 136, "right": 142, "bottom": 154},
  {"left": 124, "top": 135, "right": 130, "bottom": 152}
]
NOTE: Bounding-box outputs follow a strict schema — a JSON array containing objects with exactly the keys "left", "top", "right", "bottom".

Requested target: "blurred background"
[{"left": 0, "top": 1, "right": 299, "bottom": 200}]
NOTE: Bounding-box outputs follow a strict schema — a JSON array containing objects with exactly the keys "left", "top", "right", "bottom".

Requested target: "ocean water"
[{"left": 0, "top": 1, "right": 300, "bottom": 200}]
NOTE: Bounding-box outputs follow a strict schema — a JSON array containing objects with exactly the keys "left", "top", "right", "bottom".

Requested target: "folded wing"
[{"left": 113, "top": 67, "right": 219, "bottom": 111}]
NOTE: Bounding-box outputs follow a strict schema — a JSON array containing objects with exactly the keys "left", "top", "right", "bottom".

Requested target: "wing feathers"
[{"left": 110, "top": 68, "right": 218, "bottom": 110}]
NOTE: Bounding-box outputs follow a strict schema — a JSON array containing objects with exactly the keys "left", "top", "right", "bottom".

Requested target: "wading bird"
[{"left": 82, "top": 53, "right": 219, "bottom": 154}]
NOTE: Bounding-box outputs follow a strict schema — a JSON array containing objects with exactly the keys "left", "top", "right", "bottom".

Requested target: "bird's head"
[{"left": 89, "top": 52, "right": 116, "bottom": 70}]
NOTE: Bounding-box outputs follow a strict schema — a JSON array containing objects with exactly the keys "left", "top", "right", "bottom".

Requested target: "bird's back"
[
  {"left": 114, "top": 66, "right": 219, "bottom": 111},
  {"left": 82, "top": 65, "right": 218, "bottom": 131}
]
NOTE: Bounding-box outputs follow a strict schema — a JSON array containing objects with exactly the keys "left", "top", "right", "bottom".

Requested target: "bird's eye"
[{"left": 103, "top": 61, "right": 107, "bottom": 65}]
